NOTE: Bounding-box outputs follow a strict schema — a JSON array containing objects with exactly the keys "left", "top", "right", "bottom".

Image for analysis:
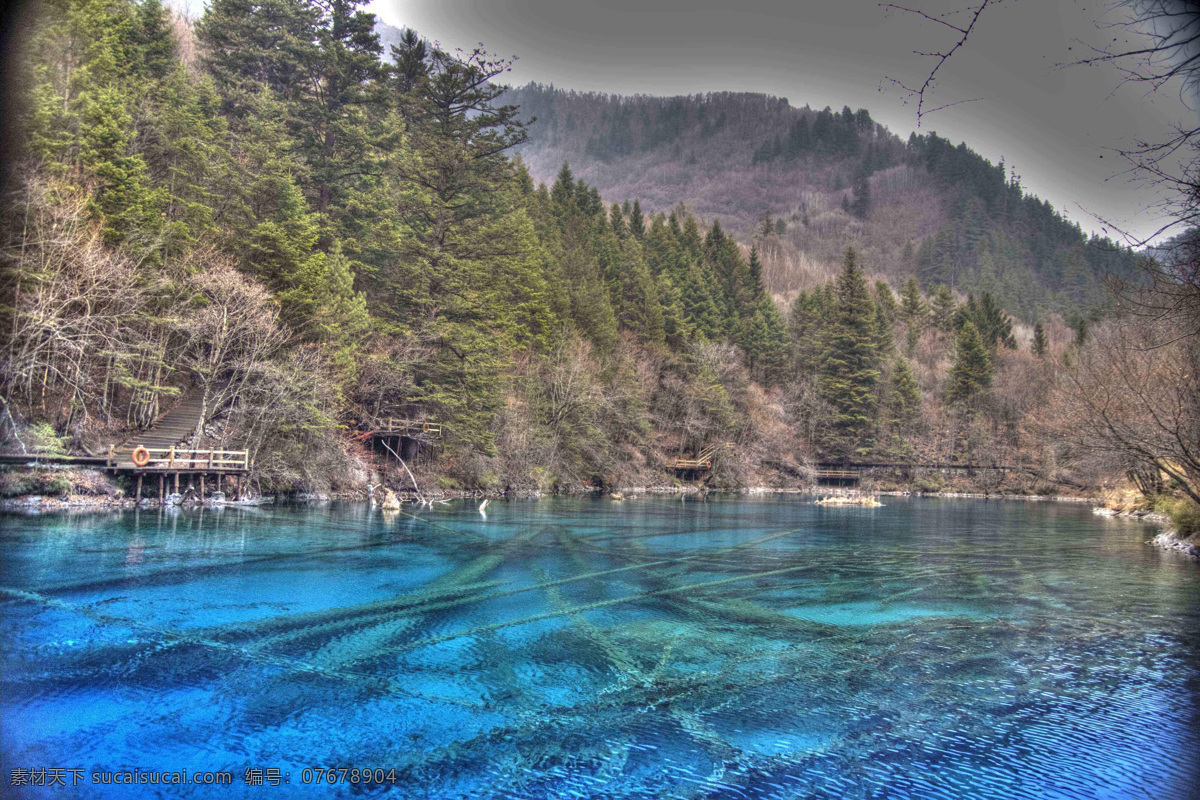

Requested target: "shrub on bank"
[
  {"left": 1154, "top": 496, "right": 1200, "bottom": 539},
  {"left": 0, "top": 469, "right": 73, "bottom": 497},
  {"left": 910, "top": 473, "right": 945, "bottom": 494}
]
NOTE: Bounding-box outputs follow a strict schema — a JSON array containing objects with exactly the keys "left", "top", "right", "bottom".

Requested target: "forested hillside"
[
  {"left": 1, "top": 4, "right": 1189, "bottom": 508},
  {"left": 503, "top": 83, "right": 1142, "bottom": 323}
]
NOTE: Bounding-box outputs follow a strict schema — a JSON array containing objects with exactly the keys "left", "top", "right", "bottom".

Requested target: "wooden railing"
[
  {"left": 815, "top": 467, "right": 862, "bottom": 479},
  {"left": 671, "top": 456, "right": 712, "bottom": 469},
  {"left": 108, "top": 446, "right": 250, "bottom": 471},
  {"left": 378, "top": 418, "right": 443, "bottom": 437},
  {"left": 671, "top": 442, "right": 734, "bottom": 470}
]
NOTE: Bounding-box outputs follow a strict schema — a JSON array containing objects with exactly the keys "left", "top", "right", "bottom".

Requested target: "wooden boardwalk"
[{"left": 104, "top": 387, "right": 250, "bottom": 501}]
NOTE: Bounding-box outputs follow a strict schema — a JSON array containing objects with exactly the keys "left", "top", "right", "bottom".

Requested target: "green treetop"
[
  {"left": 1032, "top": 321, "right": 1048, "bottom": 357},
  {"left": 882, "top": 356, "right": 922, "bottom": 456},
  {"left": 930, "top": 283, "right": 956, "bottom": 333},
  {"left": 609, "top": 202, "right": 626, "bottom": 236},
  {"left": 946, "top": 320, "right": 993, "bottom": 408},
  {"left": 820, "top": 247, "right": 880, "bottom": 456},
  {"left": 900, "top": 276, "right": 926, "bottom": 354},
  {"left": 628, "top": 200, "right": 645, "bottom": 239}
]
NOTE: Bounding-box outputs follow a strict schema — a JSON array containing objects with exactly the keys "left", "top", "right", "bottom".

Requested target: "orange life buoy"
[{"left": 131, "top": 447, "right": 150, "bottom": 467}]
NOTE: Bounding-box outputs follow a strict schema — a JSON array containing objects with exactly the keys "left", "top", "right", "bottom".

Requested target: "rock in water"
[
  {"left": 815, "top": 494, "right": 882, "bottom": 507},
  {"left": 381, "top": 489, "right": 401, "bottom": 511}
]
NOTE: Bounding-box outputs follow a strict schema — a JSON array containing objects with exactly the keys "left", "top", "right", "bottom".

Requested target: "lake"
[{"left": 1, "top": 495, "right": 1198, "bottom": 799}]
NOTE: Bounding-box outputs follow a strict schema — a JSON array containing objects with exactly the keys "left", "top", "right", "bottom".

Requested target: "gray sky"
[{"left": 368, "top": 0, "right": 1196, "bottom": 244}]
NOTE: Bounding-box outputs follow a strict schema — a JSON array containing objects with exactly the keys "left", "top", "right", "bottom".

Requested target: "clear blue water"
[{"left": 2, "top": 496, "right": 1198, "bottom": 799}]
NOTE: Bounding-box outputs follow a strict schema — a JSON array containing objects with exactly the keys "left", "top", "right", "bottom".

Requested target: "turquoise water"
[{"left": 1, "top": 495, "right": 1198, "bottom": 799}]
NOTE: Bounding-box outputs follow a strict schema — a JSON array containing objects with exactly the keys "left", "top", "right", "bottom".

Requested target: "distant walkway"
[{"left": 815, "top": 461, "right": 1036, "bottom": 486}]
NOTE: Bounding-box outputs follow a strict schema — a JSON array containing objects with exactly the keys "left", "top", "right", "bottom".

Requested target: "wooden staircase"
[{"left": 110, "top": 388, "right": 207, "bottom": 468}]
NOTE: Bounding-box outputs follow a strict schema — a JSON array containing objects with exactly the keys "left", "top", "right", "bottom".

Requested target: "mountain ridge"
[{"left": 499, "top": 81, "right": 1141, "bottom": 323}]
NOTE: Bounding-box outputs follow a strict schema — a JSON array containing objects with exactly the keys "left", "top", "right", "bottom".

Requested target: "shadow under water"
[{"left": 1, "top": 496, "right": 1198, "bottom": 798}]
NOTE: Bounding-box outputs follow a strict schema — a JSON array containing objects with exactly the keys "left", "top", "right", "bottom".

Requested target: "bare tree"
[
  {"left": 174, "top": 257, "right": 286, "bottom": 443},
  {"left": 1051, "top": 315, "right": 1200, "bottom": 503}
]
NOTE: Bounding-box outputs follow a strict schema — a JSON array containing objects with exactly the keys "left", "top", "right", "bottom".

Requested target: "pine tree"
[
  {"left": 277, "top": 239, "right": 371, "bottom": 347},
  {"left": 851, "top": 171, "right": 870, "bottom": 218},
  {"left": 294, "top": 0, "right": 385, "bottom": 221},
  {"left": 821, "top": 247, "right": 879, "bottom": 455},
  {"left": 947, "top": 321, "right": 993, "bottom": 407},
  {"left": 679, "top": 214, "right": 703, "bottom": 260},
  {"left": 787, "top": 289, "right": 831, "bottom": 377},
  {"left": 134, "top": 0, "right": 177, "bottom": 81},
  {"left": 738, "top": 249, "right": 788, "bottom": 385},
  {"left": 748, "top": 246, "right": 764, "bottom": 290},
  {"left": 930, "top": 283, "right": 956, "bottom": 332},
  {"left": 900, "top": 276, "right": 926, "bottom": 354},
  {"left": 678, "top": 261, "right": 723, "bottom": 340},
  {"left": 1032, "top": 320, "right": 1048, "bottom": 357},
  {"left": 882, "top": 356, "right": 922, "bottom": 455},
  {"left": 79, "top": 83, "right": 164, "bottom": 246},
  {"left": 385, "top": 41, "right": 549, "bottom": 447},
  {"left": 614, "top": 237, "right": 665, "bottom": 344},
  {"left": 970, "top": 293, "right": 1017, "bottom": 351},
  {"left": 25, "top": 0, "right": 168, "bottom": 247},
  {"left": 874, "top": 298, "right": 895, "bottom": 356},
  {"left": 738, "top": 301, "right": 788, "bottom": 385},
  {"left": 628, "top": 200, "right": 645, "bottom": 238},
  {"left": 551, "top": 162, "right": 575, "bottom": 208},
  {"left": 197, "top": 0, "right": 316, "bottom": 105},
  {"left": 875, "top": 280, "right": 897, "bottom": 325},
  {"left": 609, "top": 202, "right": 626, "bottom": 236},
  {"left": 573, "top": 178, "right": 591, "bottom": 215},
  {"left": 703, "top": 219, "right": 746, "bottom": 332},
  {"left": 199, "top": 0, "right": 389, "bottom": 245},
  {"left": 900, "top": 276, "right": 924, "bottom": 322},
  {"left": 758, "top": 212, "right": 774, "bottom": 239},
  {"left": 391, "top": 26, "right": 429, "bottom": 96},
  {"left": 655, "top": 271, "right": 692, "bottom": 347},
  {"left": 143, "top": 66, "right": 229, "bottom": 256}
]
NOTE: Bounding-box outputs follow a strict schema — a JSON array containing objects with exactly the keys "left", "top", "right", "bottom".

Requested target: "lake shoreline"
[
  {"left": 0, "top": 476, "right": 1103, "bottom": 512},
  {"left": 7, "top": 478, "right": 1191, "bottom": 563}
]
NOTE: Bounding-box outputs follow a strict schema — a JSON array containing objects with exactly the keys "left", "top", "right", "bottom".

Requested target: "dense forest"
[
  {"left": 0, "top": 0, "right": 1195, "bottom": 532},
  {"left": 503, "top": 82, "right": 1142, "bottom": 323}
]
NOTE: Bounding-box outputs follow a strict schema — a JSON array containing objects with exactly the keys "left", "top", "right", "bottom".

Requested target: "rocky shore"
[
  {"left": 1091, "top": 493, "right": 1199, "bottom": 561},
  {"left": 1152, "top": 529, "right": 1200, "bottom": 560}
]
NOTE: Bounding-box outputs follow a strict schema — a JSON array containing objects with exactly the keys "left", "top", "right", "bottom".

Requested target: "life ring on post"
[{"left": 131, "top": 447, "right": 151, "bottom": 467}]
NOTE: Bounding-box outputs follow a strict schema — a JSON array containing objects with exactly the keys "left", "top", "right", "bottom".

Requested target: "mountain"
[{"left": 502, "top": 82, "right": 1142, "bottom": 322}]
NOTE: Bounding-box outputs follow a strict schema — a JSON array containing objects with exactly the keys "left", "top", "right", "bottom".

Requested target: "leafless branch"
[{"left": 879, "top": 1, "right": 1002, "bottom": 126}]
